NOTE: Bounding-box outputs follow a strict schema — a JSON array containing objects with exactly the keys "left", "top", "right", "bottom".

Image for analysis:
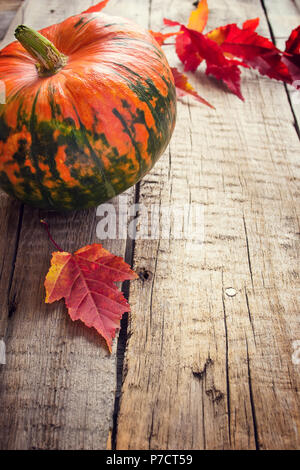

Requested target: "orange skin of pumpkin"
[{"left": 0, "top": 12, "right": 176, "bottom": 210}]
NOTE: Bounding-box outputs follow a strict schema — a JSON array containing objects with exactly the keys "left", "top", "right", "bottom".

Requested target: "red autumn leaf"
[
  {"left": 207, "top": 21, "right": 261, "bottom": 48},
  {"left": 164, "top": 18, "right": 181, "bottom": 28},
  {"left": 149, "top": 30, "right": 178, "bottom": 46},
  {"left": 171, "top": 67, "right": 214, "bottom": 108},
  {"left": 206, "top": 62, "right": 244, "bottom": 100},
  {"left": 164, "top": 16, "right": 245, "bottom": 99},
  {"left": 175, "top": 28, "right": 203, "bottom": 72},
  {"left": 242, "top": 18, "right": 260, "bottom": 32},
  {"left": 209, "top": 22, "right": 292, "bottom": 83},
  {"left": 285, "top": 25, "right": 300, "bottom": 54},
  {"left": 45, "top": 244, "right": 138, "bottom": 353},
  {"left": 81, "top": 0, "right": 109, "bottom": 14},
  {"left": 163, "top": 1, "right": 300, "bottom": 99},
  {"left": 221, "top": 24, "right": 276, "bottom": 58},
  {"left": 163, "top": 18, "right": 204, "bottom": 72},
  {"left": 187, "top": 0, "right": 208, "bottom": 33},
  {"left": 282, "top": 54, "right": 300, "bottom": 81},
  {"left": 180, "top": 26, "right": 245, "bottom": 99},
  {"left": 283, "top": 26, "right": 300, "bottom": 81}
]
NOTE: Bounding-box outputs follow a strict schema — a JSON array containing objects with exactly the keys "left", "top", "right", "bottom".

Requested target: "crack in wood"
[
  {"left": 149, "top": 238, "right": 160, "bottom": 328},
  {"left": 245, "top": 288, "right": 257, "bottom": 345},
  {"left": 245, "top": 337, "right": 260, "bottom": 450},
  {"left": 222, "top": 271, "right": 232, "bottom": 446},
  {"left": 6, "top": 205, "right": 24, "bottom": 320},
  {"left": 201, "top": 378, "right": 206, "bottom": 449},
  {"left": 243, "top": 215, "right": 254, "bottom": 288},
  {"left": 111, "top": 179, "right": 140, "bottom": 450}
]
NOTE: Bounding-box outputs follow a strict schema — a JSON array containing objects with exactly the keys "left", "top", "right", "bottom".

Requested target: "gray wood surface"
[
  {"left": 116, "top": 0, "right": 300, "bottom": 450},
  {"left": 0, "top": 0, "right": 300, "bottom": 450},
  {"left": 0, "top": 1, "right": 23, "bottom": 40}
]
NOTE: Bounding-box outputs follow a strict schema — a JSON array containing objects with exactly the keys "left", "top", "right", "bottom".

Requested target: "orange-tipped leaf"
[{"left": 45, "top": 244, "right": 138, "bottom": 353}]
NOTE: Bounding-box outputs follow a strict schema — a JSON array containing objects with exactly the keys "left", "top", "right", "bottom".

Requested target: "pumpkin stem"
[{"left": 14, "top": 25, "right": 67, "bottom": 77}]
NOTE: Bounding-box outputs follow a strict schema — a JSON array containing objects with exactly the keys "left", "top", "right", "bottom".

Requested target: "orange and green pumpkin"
[{"left": 0, "top": 9, "right": 176, "bottom": 211}]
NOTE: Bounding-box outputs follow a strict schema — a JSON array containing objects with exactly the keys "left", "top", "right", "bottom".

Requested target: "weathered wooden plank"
[
  {"left": 0, "top": 1, "right": 23, "bottom": 40},
  {"left": 0, "top": 1, "right": 22, "bottom": 8},
  {"left": 0, "top": 0, "right": 147, "bottom": 450},
  {"left": 263, "top": 0, "right": 300, "bottom": 131},
  {"left": 262, "top": 0, "right": 300, "bottom": 51},
  {"left": 0, "top": 0, "right": 27, "bottom": 369},
  {"left": 0, "top": 0, "right": 24, "bottom": 343},
  {"left": 116, "top": 0, "right": 300, "bottom": 450}
]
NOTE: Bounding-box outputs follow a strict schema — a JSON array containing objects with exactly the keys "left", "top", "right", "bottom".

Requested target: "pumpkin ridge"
[
  {"left": 112, "top": 107, "right": 145, "bottom": 178},
  {"left": 115, "top": 68, "right": 163, "bottom": 132},
  {"left": 29, "top": 89, "right": 56, "bottom": 207},
  {"left": 65, "top": 85, "right": 117, "bottom": 200},
  {"left": 111, "top": 62, "right": 176, "bottom": 153},
  {"left": 74, "top": 17, "right": 85, "bottom": 29},
  {"left": 75, "top": 17, "right": 98, "bottom": 33}
]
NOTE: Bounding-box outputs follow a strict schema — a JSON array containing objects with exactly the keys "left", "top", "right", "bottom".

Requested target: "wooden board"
[
  {"left": 0, "top": 1, "right": 23, "bottom": 40},
  {"left": 115, "top": 0, "right": 300, "bottom": 450},
  {"left": 0, "top": 0, "right": 140, "bottom": 450},
  {"left": 0, "top": 0, "right": 300, "bottom": 450}
]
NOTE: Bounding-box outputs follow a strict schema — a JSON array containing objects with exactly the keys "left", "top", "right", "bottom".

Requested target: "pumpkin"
[{"left": 0, "top": 7, "right": 176, "bottom": 211}]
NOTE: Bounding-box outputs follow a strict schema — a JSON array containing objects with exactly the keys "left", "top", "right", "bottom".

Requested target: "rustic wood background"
[{"left": 0, "top": 0, "right": 299, "bottom": 450}]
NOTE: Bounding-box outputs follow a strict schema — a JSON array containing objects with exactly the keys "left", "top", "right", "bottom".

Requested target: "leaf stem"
[{"left": 40, "top": 218, "right": 64, "bottom": 252}]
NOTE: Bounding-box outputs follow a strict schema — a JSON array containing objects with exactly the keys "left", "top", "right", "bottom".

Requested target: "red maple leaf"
[
  {"left": 242, "top": 18, "right": 260, "bottom": 33},
  {"left": 283, "top": 26, "right": 300, "bottom": 82},
  {"left": 167, "top": 22, "right": 246, "bottom": 100},
  {"left": 187, "top": 0, "right": 208, "bottom": 33},
  {"left": 162, "top": 2, "right": 300, "bottom": 100},
  {"left": 174, "top": 25, "right": 204, "bottom": 72},
  {"left": 285, "top": 25, "right": 300, "bottom": 55},
  {"left": 171, "top": 67, "right": 214, "bottom": 108},
  {"left": 149, "top": 30, "right": 178, "bottom": 46},
  {"left": 209, "top": 21, "right": 292, "bottom": 83},
  {"left": 282, "top": 54, "right": 300, "bottom": 81},
  {"left": 45, "top": 244, "right": 138, "bottom": 353}
]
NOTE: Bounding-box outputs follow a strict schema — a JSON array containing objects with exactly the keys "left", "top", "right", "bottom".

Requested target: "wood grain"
[
  {"left": 0, "top": 1, "right": 23, "bottom": 40},
  {"left": 0, "top": 0, "right": 137, "bottom": 450},
  {"left": 115, "top": 0, "right": 300, "bottom": 450}
]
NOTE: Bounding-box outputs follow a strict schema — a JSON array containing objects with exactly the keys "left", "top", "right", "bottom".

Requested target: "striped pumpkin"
[{"left": 0, "top": 10, "right": 176, "bottom": 210}]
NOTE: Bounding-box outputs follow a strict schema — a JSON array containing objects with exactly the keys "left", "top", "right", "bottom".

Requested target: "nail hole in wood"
[{"left": 137, "top": 268, "right": 152, "bottom": 282}]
